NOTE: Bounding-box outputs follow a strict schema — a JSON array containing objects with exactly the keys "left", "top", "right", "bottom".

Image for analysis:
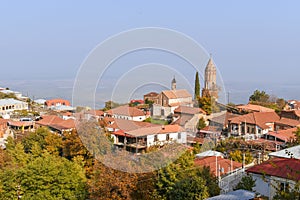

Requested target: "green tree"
[
  {"left": 197, "top": 117, "right": 206, "bottom": 130},
  {"left": 249, "top": 90, "right": 270, "bottom": 103},
  {"left": 19, "top": 153, "right": 87, "bottom": 200},
  {"left": 234, "top": 174, "right": 256, "bottom": 191},
  {"left": 168, "top": 175, "right": 209, "bottom": 200},
  {"left": 155, "top": 151, "right": 219, "bottom": 199},
  {"left": 229, "top": 150, "right": 253, "bottom": 165},
  {"left": 194, "top": 71, "right": 200, "bottom": 99}
]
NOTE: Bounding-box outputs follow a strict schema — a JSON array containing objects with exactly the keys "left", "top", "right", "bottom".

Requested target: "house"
[
  {"left": 152, "top": 89, "right": 193, "bottom": 117},
  {"left": 228, "top": 112, "right": 280, "bottom": 137},
  {"left": 246, "top": 157, "right": 300, "bottom": 199},
  {"left": 285, "top": 100, "right": 300, "bottom": 110},
  {"left": 105, "top": 105, "right": 147, "bottom": 121},
  {"left": 0, "top": 89, "right": 23, "bottom": 99},
  {"left": 0, "top": 98, "right": 29, "bottom": 117},
  {"left": 207, "top": 189, "right": 256, "bottom": 200},
  {"left": 172, "top": 106, "right": 206, "bottom": 132},
  {"left": 143, "top": 92, "right": 159, "bottom": 104},
  {"left": 208, "top": 111, "right": 239, "bottom": 131},
  {"left": 280, "top": 110, "right": 300, "bottom": 121},
  {"left": 194, "top": 156, "right": 243, "bottom": 178},
  {"left": 84, "top": 110, "right": 104, "bottom": 121},
  {"left": 111, "top": 124, "right": 186, "bottom": 153},
  {"left": 7, "top": 120, "right": 34, "bottom": 133},
  {"left": 35, "top": 115, "right": 75, "bottom": 134},
  {"left": 265, "top": 127, "right": 297, "bottom": 144},
  {"left": 269, "top": 144, "right": 300, "bottom": 159},
  {"left": 274, "top": 117, "right": 300, "bottom": 131},
  {"left": 236, "top": 104, "right": 275, "bottom": 113},
  {"left": 45, "top": 99, "right": 71, "bottom": 107}
]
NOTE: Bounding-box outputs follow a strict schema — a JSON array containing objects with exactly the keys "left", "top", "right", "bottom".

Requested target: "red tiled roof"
[
  {"left": 45, "top": 99, "right": 70, "bottom": 107},
  {"left": 106, "top": 105, "right": 145, "bottom": 117},
  {"left": 125, "top": 124, "right": 184, "bottom": 137},
  {"left": 162, "top": 89, "right": 192, "bottom": 99},
  {"left": 237, "top": 104, "right": 275, "bottom": 112},
  {"left": 36, "top": 115, "right": 75, "bottom": 131},
  {"left": 194, "top": 156, "right": 242, "bottom": 176},
  {"left": 174, "top": 106, "right": 206, "bottom": 115},
  {"left": 36, "top": 115, "right": 63, "bottom": 126},
  {"left": 144, "top": 92, "right": 159, "bottom": 97},
  {"left": 275, "top": 118, "right": 300, "bottom": 127},
  {"left": 85, "top": 110, "right": 104, "bottom": 116},
  {"left": 267, "top": 128, "right": 297, "bottom": 142},
  {"left": 8, "top": 120, "right": 33, "bottom": 127},
  {"left": 102, "top": 117, "right": 159, "bottom": 132},
  {"left": 229, "top": 112, "right": 280, "bottom": 129},
  {"left": 246, "top": 157, "right": 300, "bottom": 181}
]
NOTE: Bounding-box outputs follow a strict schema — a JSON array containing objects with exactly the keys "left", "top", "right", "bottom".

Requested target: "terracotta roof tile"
[
  {"left": 237, "top": 104, "right": 275, "bottom": 112},
  {"left": 229, "top": 112, "right": 279, "bottom": 130},
  {"left": 45, "top": 99, "right": 70, "bottom": 107},
  {"left": 162, "top": 89, "right": 192, "bottom": 99},
  {"left": 267, "top": 128, "right": 297, "bottom": 142},
  {"left": 174, "top": 106, "right": 206, "bottom": 115},
  {"left": 194, "top": 156, "right": 242, "bottom": 176},
  {"left": 106, "top": 105, "right": 145, "bottom": 117},
  {"left": 275, "top": 118, "right": 300, "bottom": 127},
  {"left": 125, "top": 124, "right": 184, "bottom": 137},
  {"left": 246, "top": 157, "right": 300, "bottom": 181}
]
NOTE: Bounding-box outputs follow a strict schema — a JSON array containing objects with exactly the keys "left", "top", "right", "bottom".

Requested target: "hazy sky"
[{"left": 1, "top": 1, "right": 300, "bottom": 105}]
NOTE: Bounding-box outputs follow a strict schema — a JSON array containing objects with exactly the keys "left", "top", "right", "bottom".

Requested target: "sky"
[{"left": 1, "top": 1, "right": 300, "bottom": 106}]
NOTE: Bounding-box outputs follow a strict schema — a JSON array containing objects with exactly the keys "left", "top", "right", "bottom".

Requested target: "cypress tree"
[{"left": 194, "top": 71, "right": 200, "bottom": 99}]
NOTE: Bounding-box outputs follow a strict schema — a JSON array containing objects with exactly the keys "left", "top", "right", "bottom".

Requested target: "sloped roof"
[
  {"left": 267, "top": 128, "right": 297, "bottom": 142},
  {"left": 275, "top": 117, "right": 300, "bottom": 127},
  {"left": 194, "top": 156, "right": 242, "bottom": 176},
  {"left": 144, "top": 92, "right": 159, "bottom": 97},
  {"left": 102, "top": 117, "right": 159, "bottom": 132},
  {"left": 45, "top": 98, "right": 70, "bottom": 106},
  {"left": 207, "top": 189, "right": 255, "bottom": 200},
  {"left": 0, "top": 98, "right": 26, "bottom": 106},
  {"left": 246, "top": 157, "right": 300, "bottom": 181},
  {"left": 174, "top": 106, "right": 206, "bottom": 115},
  {"left": 125, "top": 124, "right": 184, "bottom": 137},
  {"left": 237, "top": 104, "right": 275, "bottom": 112},
  {"left": 162, "top": 89, "right": 192, "bottom": 99},
  {"left": 36, "top": 115, "right": 75, "bottom": 131},
  {"left": 269, "top": 145, "right": 300, "bottom": 159},
  {"left": 195, "top": 150, "right": 224, "bottom": 158},
  {"left": 85, "top": 110, "right": 104, "bottom": 116},
  {"left": 229, "top": 112, "right": 280, "bottom": 129},
  {"left": 7, "top": 120, "right": 33, "bottom": 127},
  {"left": 106, "top": 105, "right": 145, "bottom": 117}
]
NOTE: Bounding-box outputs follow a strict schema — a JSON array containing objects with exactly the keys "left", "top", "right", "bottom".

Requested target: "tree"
[
  {"left": 197, "top": 117, "right": 206, "bottom": 130},
  {"left": 168, "top": 175, "right": 209, "bottom": 200},
  {"left": 249, "top": 90, "right": 270, "bottom": 103},
  {"left": 194, "top": 72, "right": 200, "bottom": 100},
  {"left": 229, "top": 150, "right": 253, "bottom": 165},
  {"left": 88, "top": 161, "right": 138, "bottom": 200},
  {"left": 234, "top": 174, "right": 256, "bottom": 191},
  {"left": 0, "top": 141, "right": 87, "bottom": 200},
  {"left": 155, "top": 151, "right": 219, "bottom": 199}
]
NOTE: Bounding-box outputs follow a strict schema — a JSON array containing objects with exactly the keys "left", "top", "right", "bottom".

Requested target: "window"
[
  {"left": 154, "top": 135, "right": 158, "bottom": 142},
  {"left": 166, "top": 134, "right": 170, "bottom": 141},
  {"left": 178, "top": 133, "right": 181, "bottom": 140}
]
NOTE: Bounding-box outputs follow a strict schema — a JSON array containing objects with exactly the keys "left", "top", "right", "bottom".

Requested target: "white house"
[
  {"left": 0, "top": 98, "right": 29, "bottom": 117},
  {"left": 111, "top": 124, "right": 186, "bottom": 153},
  {"left": 246, "top": 157, "right": 300, "bottom": 199},
  {"left": 105, "top": 105, "right": 147, "bottom": 121}
]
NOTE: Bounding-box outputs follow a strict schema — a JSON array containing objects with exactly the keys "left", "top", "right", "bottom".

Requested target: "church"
[{"left": 147, "top": 56, "right": 218, "bottom": 117}]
